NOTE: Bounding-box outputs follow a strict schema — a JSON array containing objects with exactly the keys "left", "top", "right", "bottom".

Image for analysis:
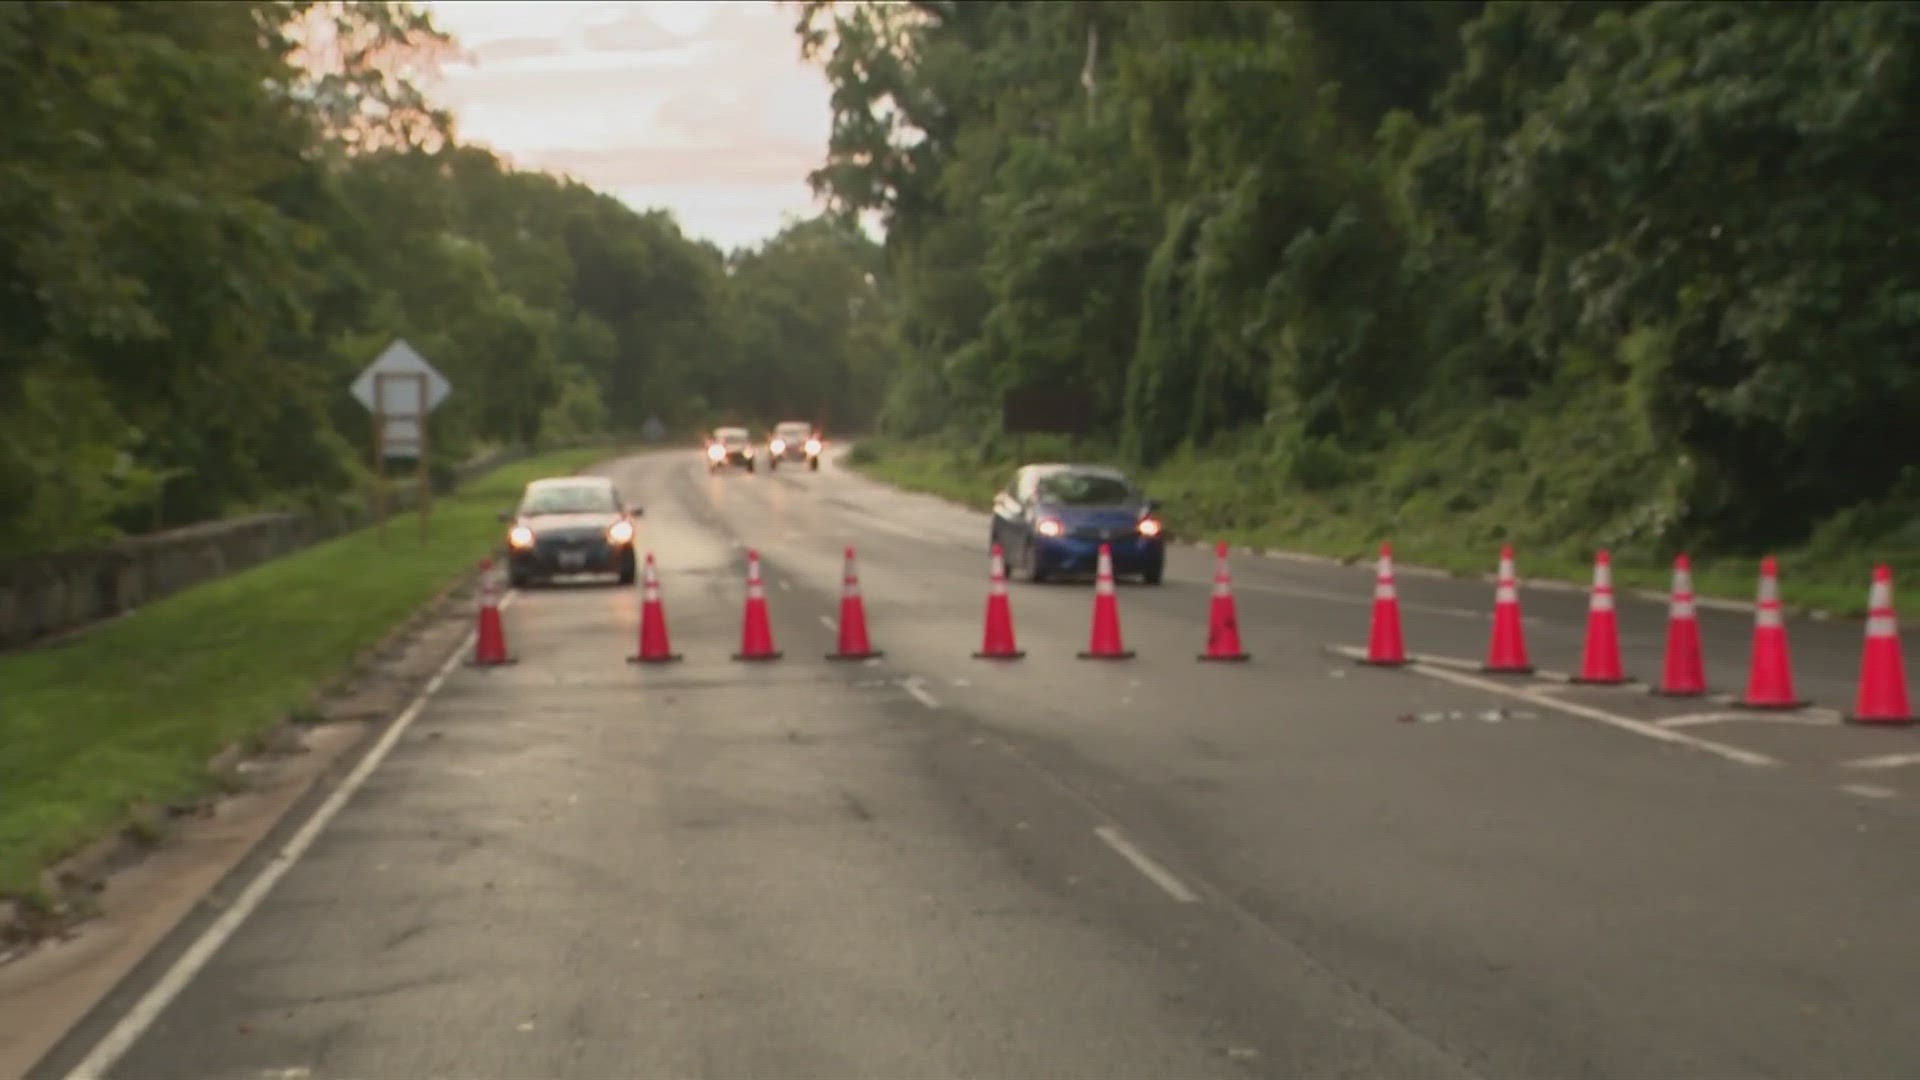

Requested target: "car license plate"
[{"left": 559, "top": 550, "right": 587, "bottom": 570}]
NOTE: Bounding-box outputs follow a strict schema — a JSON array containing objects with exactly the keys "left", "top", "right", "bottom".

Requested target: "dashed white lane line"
[
  {"left": 1839, "top": 783, "right": 1898, "bottom": 800},
  {"left": 1840, "top": 752, "right": 1920, "bottom": 771},
  {"left": 1094, "top": 826, "right": 1200, "bottom": 904},
  {"left": 819, "top": 615, "right": 838, "bottom": 632},
  {"left": 902, "top": 677, "right": 941, "bottom": 710},
  {"left": 60, "top": 594, "right": 511, "bottom": 1080},
  {"left": 1328, "top": 645, "right": 1780, "bottom": 768},
  {"left": 1234, "top": 582, "right": 1495, "bottom": 622}
]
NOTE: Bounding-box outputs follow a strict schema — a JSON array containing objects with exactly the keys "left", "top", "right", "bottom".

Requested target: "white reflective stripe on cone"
[
  {"left": 1375, "top": 581, "right": 1398, "bottom": 600},
  {"left": 1671, "top": 599, "right": 1696, "bottom": 619},
  {"left": 1756, "top": 604, "right": 1783, "bottom": 628},
  {"left": 1866, "top": 614, "right": 1897, "bottom": 638},
  {"left": 1757, "top": 573, "right": 1779, "bottom": 604},
  {"left": 1868, "top": 579, "right": 1892, "bottom": 612},
  {"left": 1496, "top": 584, "right": 1518, "bottom": 604}
]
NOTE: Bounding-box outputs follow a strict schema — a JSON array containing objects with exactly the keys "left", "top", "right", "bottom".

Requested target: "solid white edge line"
[
  {"left": 1840, "top": 752, "right": 1920, "bottom": 771},
  {"left": 60, "top": 592, "right": 511, "bottom": 1080},
  {"left": 1838, "top": 783, "right": 1897, "bottom": 800},
  {"left": 1330, "top": 645, "right": 1779, "bottom": 768},
  {"left": 1094, "top": 826, "right": 1200, "bottom": 904},
  {"left": 1408, "top": 662, "right": 1778, "bottom": 768},
  {"left": 902, "top": 678, "right": 941, "bottom": 710}
]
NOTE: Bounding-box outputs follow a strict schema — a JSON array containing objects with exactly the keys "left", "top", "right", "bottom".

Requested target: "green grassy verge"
[
  {"left": 0, "top": 448, "right": 610, "bottom": 899},
  {"left": 844, "top": 439, "right": 1910, "bottom": 619}
]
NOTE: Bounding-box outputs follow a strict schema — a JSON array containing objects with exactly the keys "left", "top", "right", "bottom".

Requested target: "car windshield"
[
  {"left": 777, "top": 423, "right": 812, "bottom": 439},
  {"left": 520, "top": 484, "right": 618, "bottom": 516},
  {"left": 717, "top": 429, "right": 748, "bottom": 445},
  {"left": 1037, "top": 472, "right": 1137, "bottom": 506}
]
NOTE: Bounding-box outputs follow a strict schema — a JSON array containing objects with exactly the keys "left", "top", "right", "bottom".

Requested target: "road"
[{"left": 32, "top": 447, "right": 1920, "bottom": 1080}]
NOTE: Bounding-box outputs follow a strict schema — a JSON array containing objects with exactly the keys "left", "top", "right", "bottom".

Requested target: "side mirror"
[
  {"left": 1146, "top": 499, "right": 1162, "bottom": 514},
  {"left": 631, "top": 505, "right": 644, "bottom": 517},
  {"left": 497, "top": 510, "right": 515, "bottom": 524}
]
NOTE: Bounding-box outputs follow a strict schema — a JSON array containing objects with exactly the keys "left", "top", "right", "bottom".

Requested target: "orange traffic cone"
[
  {"left": 732, "top": 548, "right": 782, "bottom": 661},
  {"left": 1738, "top": 556, "right": 1804, "bottom": 709},
  {"left": 1847, "top": 564, "right": 1912, "bottom": 726},
  {"left": 974, "top": 544, "right": 1025, "bottom": 660},
  {"left": 1078, "top": 544, "right": 1135, "bottom": 660},
  {"left": 1482, "top": 545, "right": 1534, "bottom": 674},
  {"left": 827, "top": 546, "right": 882, "bottom": 660},
  {"left": 1362, "top": 542, "right": 1407, "bottom": 666},
  {"left": 1652, "top": 553, "right": 1707, "bottom": 697},
  {"left": 470, "top": 557, "right": 515, "bottom": 666},
  {"left": 1198, "top": 541, "right": 1250, "bottom": 661},
  {"left": 628, "top": 552, "right": 682, "bottom": 663},
  {"left": 1571, "top": 549, "right": 1628, "bottom": 685}
]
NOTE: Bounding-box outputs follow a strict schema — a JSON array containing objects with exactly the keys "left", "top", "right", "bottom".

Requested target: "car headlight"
[
  {"left": 1138, "top": 518, "right": 1163, "bottom": 538},
  {"left": 1036, "top": 518, "right": 1064, "bottom": 538},
  {"left": 607, "top": 519, "right": 635, "bottom": 545},
  {"left": 771, "top": 439, "right": 786, "bottom": 454},
  {"left": 707, "top": 444, "right": 725, "bottom": 461},
  {"left": 508, "top": 525, "right": 535, "bottom": 549},
  {"left": 805, "top": 438, "right": 822, "bottom": 455}
]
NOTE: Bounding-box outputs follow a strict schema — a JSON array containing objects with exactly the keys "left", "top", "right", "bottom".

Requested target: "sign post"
[{"left": 352, "top": 339, "right": 452, "bottom": 544}]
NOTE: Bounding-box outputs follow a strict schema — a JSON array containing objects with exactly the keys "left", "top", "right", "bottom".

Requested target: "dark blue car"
[{"left": 989, "top": 464, "right": 1167, "bottom": 584}]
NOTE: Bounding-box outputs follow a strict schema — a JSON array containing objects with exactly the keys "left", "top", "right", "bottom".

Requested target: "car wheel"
[
  {"left": 1023, "top": 540, "right": 1049, "bottom": 584},
  {"left": 1142, "top": 564, "right": 1164, "bottom": 586},
  {"left": 747, "top": 459, "right": 757, "bottom": 473},
  {"left": 617, "top": 557, "right": 637, "bottom": 586},
  {"left": 809, "top": 457, "right": 820, "bottom": 471},
  {"left": 509, "top": 571, "right": 532, "bottom": 589},
  {"left": 769, "top": 459, "right": 778, "bottom": 471}
]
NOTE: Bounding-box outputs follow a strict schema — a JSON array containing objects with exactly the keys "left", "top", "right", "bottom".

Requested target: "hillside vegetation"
[
  {"left": 1, "top": 1, "right": 891, "bottom": 558},
  {"left": 796, "top": 0, "right": 1920, "bottom": 613}
]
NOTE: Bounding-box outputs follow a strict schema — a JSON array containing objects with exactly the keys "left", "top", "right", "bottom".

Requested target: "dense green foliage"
[
  {"left": 1, "top": 1, "right": 888, "bottom": 557},
  {"left": 797, "top": 0, "right": 1920, "bottom": 570}
]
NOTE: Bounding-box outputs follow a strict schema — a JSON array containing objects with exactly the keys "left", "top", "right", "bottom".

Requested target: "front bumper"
[
  {"left": 509, "top": 538, "right": 633, "bottom": 576},
  {"left": 709, "top": 451, "right": 754, "bottom": 467},
  {"left": 1032, "top": 534, "right": 1165, "bottom": 575}
]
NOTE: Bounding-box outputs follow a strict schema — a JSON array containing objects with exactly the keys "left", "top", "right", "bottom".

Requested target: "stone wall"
[{"left": 0, "top": 450, "right": 528, "bottom": 651}]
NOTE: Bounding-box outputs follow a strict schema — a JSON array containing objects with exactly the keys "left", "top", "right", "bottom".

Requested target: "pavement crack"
[{"left": 841, "top": 791, "right": 874, "bottom": 822}]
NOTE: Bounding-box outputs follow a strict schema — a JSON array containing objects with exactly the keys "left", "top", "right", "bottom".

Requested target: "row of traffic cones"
[
  {"left": 1361, "top": 545, "right": 1911, "bottom": 725},
  {"left": 623, "top": 541, "right": 1255, "bottom": 665}
]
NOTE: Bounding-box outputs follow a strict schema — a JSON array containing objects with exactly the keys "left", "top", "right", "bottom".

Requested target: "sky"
[{"left": 417, "top": 1, "right": 835, "bottom": 252}]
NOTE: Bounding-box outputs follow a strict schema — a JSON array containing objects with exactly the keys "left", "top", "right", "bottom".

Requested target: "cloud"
[
  {"left": 528, "top": 138, "right": 823, "bottom": 185},
  {"left": 462, "top": 34, "right": 574, "bottom": 64},
  {"left": 578, "top": 6, "right": 687, "bottom": 55}
]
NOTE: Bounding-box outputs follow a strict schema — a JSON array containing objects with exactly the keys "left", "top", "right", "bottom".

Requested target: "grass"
[
  {"left": 0, "top": 448, "right": 610, "bottom": 899},
  {"left": 843, "top": 439, "right": 1913, "bottom": 619}
]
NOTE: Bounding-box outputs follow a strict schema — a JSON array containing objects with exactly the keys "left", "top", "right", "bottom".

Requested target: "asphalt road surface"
[{"left": 34, "top": 447, "right": 1920, "bottom": 1080}]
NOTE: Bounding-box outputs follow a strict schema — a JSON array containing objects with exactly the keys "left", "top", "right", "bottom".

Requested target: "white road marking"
[
  {"left": 1840, "top": 752, "right": 1920, "bottom": 771},
  {"left": 1330, "top": 645, "right": 1779, "bottom": 768},
  {"left": 779, "top": 579, "right": 792, "bottom": 591},
  {"left": 60, "top": 593, "right": 513, "bottom": 1080},
  {"left": 903, "top": 678, "right": 941, "bottom": 710},
  {"left": 1094, "top": 826, "right": 1200, "bottom": 904},
  {"left": 819, "top": 615, "right": 838, "bottom": 631},
  {"left": 1658, "top": 711, "right": 1839, "bottom": 729},
  {"left": 1840, "top": 783, "right": 1898, "bottom": 800}
]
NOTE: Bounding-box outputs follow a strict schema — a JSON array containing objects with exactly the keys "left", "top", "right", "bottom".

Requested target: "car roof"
[
  {"left": 1023, "top": 463, "right": 1131, "bottom": 480},
  {"left": 715, "top": 426, "right": 748, "bottom": 436},
  {"left": 526, "top": 476, "right": 612, "bottom": 489},
  {"left": 776, "top": 420, "right": 812, "bottom": 428}
]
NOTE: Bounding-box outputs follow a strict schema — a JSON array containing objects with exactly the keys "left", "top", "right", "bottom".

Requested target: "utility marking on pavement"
[
  {"left": 1331, "top": 645, "right": 1779, "bottom": 768},
  {"left": 1094, "top": 826, "right": 1200, "bottom": 904},
  {"left": 819, "top": 615, "right": 838, "bottom": 631},
  {"left": 59, "top": 597, "right": 509, "bottom": 1080},
  {"left": 1658, "top": 711, "right": 1839, "bottom": 729},
  {"left": 903, "top": 678, "right": 941, "bottom": 710},
  {"left": 1839, "top": 783, "right": 1898, "bottom": 800},
  {"left": 1839, "top": 752, "right": 1920, "bottom": 771}
]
